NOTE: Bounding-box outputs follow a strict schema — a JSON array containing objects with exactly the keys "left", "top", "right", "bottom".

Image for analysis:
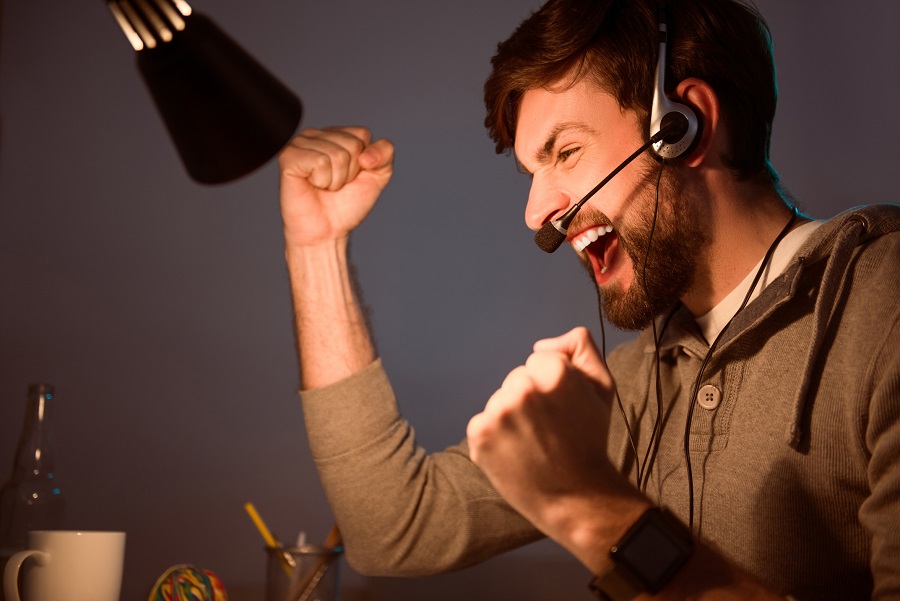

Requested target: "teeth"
[{"left": 572, "top": 225, "right": 613, "bottom": 253}]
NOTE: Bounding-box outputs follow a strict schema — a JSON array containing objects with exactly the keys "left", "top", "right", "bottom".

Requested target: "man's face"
[{"left": 514, "top": 78, "right": 707, "bottom": 330}]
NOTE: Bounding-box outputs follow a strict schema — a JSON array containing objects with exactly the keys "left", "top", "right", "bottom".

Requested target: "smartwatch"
[{"left": 588, "top": 506, "right": 693, "bottom": 601}]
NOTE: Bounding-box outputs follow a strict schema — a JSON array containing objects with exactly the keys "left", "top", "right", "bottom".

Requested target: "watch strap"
[{"left": 589, "top": 564, "right": 642, "bottom": 601}]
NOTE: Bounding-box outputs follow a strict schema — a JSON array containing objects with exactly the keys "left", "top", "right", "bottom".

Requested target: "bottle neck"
[{"left": 12, "top": 385, "right": 57, "bottom": 478}]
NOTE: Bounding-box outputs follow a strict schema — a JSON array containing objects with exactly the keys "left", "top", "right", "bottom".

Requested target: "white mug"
[{"left": 4, "top": 530, "right": 126, "bottom": 601}]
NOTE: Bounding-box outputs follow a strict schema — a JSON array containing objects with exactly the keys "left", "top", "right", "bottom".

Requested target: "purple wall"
[{"left": 1, "top": 1, "right": 897, "bottom": 599}]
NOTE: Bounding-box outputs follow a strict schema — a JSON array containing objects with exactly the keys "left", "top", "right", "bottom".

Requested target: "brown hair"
[{"left": 484, "top": 0, "right": 779, "bottom": 184}]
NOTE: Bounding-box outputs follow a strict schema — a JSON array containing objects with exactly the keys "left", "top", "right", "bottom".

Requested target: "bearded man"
[{"left": 277, "top": 0, "right": 900, "bottom": 598}]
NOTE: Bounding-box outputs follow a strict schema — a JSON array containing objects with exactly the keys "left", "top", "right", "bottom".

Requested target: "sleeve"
[
  {"left": 861, "top": 311, "right": 900, "bottom": 598},
  {"left": 299, "top": 359, "right": 543, "bottom": 577}
]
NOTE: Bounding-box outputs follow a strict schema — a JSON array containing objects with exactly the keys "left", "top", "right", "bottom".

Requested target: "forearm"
[
  {"left": 286, "top": 237, "right": 376, "bottom": 390},
  {"left": 278, "top": 127, "right": 393, "bottom": 389}
]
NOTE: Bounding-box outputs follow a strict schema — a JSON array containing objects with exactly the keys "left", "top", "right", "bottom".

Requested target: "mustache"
[{"left": 566, "top": 206, "right": 613, "bottom": 236}]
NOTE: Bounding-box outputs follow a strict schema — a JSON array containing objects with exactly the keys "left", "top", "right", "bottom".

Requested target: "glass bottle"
[{"left": 0, "top": 384, "right": 65, "bottom": 556}]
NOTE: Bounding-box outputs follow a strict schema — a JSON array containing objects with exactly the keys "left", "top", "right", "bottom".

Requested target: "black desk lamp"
[{"left": 107, "top": 0, "right": 302, "bottom": 184}]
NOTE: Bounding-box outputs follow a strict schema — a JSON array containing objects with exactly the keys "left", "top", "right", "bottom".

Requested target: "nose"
[{"left": 524, "top": 176, "right": 572, "bottom": 232}]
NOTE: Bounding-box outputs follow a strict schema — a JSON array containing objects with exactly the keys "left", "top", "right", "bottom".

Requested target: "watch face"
[{"left": 611, "top": 509, "right": 693, "bottom": 592}]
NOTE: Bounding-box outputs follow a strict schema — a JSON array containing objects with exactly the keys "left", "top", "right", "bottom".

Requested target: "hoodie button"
[{"left": 697, "top": 384, "right": 721, "bottom": 410}]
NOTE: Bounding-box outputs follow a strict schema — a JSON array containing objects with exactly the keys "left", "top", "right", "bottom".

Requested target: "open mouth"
[{"left": 571, "top": 224, "right": 617, "bottom": 276}]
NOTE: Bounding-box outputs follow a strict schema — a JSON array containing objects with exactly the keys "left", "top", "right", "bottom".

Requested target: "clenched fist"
[{"left": 279, "top": 126, "right": 394, "bottom": 248}]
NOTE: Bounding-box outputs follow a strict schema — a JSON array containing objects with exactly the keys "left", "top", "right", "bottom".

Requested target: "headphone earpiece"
[{"left": 649, "top": 20, "right": 701, "bottom": 160}]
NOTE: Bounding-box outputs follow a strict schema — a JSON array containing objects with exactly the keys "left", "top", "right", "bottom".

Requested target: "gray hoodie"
[{"left": 300, "top": 204, "right": 900, "bottom": 600}]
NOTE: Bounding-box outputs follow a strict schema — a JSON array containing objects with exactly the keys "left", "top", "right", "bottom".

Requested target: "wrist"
[
  {"left": 564, "top": 495, "right": 654, "bottom": 576},
  {"left": 284, "top": 231, "right": 349, "bottom": 258},
  {"left": 544, "top": 468, "right": 652, "bottom": 576}
]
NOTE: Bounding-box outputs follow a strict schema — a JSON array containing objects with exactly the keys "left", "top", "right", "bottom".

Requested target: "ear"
[{"left": 673, "top": 78, "right": 720, "bottom": 168}]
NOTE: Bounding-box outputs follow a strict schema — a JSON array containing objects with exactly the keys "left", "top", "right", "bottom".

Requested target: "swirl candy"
[{"left": 148, "top": 564, "right": 227, "bottom": 601}]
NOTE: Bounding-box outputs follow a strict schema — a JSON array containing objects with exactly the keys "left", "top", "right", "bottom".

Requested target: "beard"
[{"left": 578, "top": 160, "right": 708, "bottom": 331}]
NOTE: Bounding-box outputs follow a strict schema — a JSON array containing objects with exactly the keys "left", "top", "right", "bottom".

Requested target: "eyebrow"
[{"left": 515, "top": 122, "right": 597, "bottom": 175}]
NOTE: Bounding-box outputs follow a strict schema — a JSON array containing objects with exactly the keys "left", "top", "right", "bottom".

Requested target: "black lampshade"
[{"left": 109, "top": 1, "right": 302, "bottom": 184}]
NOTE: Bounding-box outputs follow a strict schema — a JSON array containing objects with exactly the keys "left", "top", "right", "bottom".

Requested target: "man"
[{"left": 277, "top": 0, "right": 900, "bottom": 598}]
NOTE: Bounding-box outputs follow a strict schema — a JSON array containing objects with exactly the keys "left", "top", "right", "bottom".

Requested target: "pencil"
[{"left": 244, "top": 502, "right": 296, "bottom": 576}]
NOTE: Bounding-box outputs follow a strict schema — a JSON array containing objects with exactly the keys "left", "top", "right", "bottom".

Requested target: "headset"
[
  {"left": 587, "top": 0, "right": 703, "bottom": 501},
  {"left": 650, "top": 2, "right": 701, "bottom": 161},
  {"left": 620, "top": 2, "right": 793, "bottom": 531}
]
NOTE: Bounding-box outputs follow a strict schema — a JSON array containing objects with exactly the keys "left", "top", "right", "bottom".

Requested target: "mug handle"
[{"left": 4, "top": 549, "right": 50, "bottom": 601}]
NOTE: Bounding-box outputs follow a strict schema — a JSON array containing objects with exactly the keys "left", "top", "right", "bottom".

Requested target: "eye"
[{"left": 557, "top": 147, "right": 581, "bottom": 163}]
